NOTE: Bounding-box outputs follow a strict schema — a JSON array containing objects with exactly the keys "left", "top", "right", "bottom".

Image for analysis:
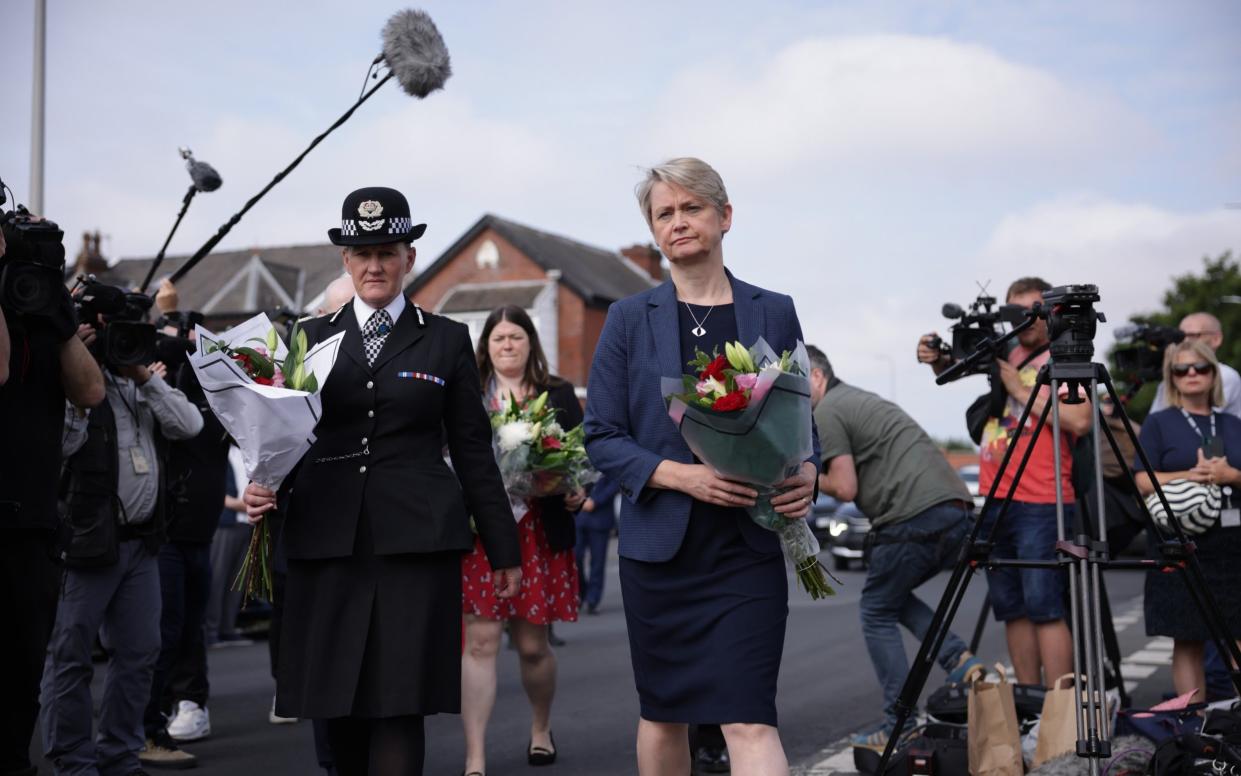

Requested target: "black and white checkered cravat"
[{"left": 361, "top": 309, "right": 393, "bottom": 366}]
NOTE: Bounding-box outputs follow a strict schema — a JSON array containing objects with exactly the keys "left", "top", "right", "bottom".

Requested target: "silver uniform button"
[
  {"left": 359, "top": 465, "right": 367, "bottom": 474},
  {"left": 361, "top": 437, "right": 368, "bottom": 445},
  {"left": 366, "top": 380, "right": 374, "bottom": 389},
  {"left": 367, "top": 410, "right": 374, "bottom": 418}
]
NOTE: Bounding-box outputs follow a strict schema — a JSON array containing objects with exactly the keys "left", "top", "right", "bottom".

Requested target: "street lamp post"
[{"left": 29, "top": 0, "right": 47, "bottom": 213}]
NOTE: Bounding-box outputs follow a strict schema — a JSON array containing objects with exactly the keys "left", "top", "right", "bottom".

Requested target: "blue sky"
[{"left": 2, "top": 1, "right": 1239, "bottom": 438}]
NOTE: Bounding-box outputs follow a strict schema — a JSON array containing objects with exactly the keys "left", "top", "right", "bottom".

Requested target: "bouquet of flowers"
[
  {"left": 490, "top": 390, "right": 598, "bottom": 500},
  {"left": 662, "top": 337, "right": 836, "bottom": 599},
  {"left": 189, "top": 313, "right": 344, "bottom": 600}
]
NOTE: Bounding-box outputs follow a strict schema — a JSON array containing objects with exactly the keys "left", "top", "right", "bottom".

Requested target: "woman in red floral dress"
[{"left": 460, "top": 305, "right": 583, "bottom": 775}]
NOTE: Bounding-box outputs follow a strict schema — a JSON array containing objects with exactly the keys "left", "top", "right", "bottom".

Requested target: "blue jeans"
[
  {"left": 860, "top": 502, "right": 972, "bottom": 731},
  {"left": 40, "top": 540, "right": 161, "bottom": 776},
  {"left": 978, "top": 501, "right": 1072, "bottom": 624}
]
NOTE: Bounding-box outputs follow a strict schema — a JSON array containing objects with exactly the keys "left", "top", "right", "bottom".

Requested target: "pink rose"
[
  {"left": 735, "top": 373, "right": 758, "bottom": 391},
  {"left": 271, "top": 370, "right": 285, "bottom": 388}
]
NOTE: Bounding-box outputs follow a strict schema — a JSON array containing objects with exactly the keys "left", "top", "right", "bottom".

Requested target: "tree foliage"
[{"left": 1108, "top": 251, "right": 1240, "bottom": 419}]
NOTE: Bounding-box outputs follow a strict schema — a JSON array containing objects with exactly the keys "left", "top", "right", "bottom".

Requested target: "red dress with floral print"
[{"left": 462, "top": 499, "right": 579, "bottom": 623}]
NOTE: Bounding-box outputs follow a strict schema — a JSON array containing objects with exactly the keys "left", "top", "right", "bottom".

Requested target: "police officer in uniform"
[{"left": 244, "top": 187, "right": 522, "bottom": 776}]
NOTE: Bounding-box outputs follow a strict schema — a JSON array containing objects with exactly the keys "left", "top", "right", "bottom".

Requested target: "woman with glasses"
[{"left": 1135, "top": 339, "right": 1241, "bottom": 699}]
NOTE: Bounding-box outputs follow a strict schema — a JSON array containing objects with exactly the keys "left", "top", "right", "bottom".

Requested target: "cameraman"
[
  {"left": 809, "top": 345, "right": 985, "bottom": 752},
  {"left": 40, "top": 306, "right": 203, "bottom": 775},
  {"left": 0, "top": 219, "right": 105, "bottom": 776},
  {"left": 917, "top": 277, "right": 1091, "bottom": 688},
  {"left": 1149, "top": 312, "right": 1241, "bottom": 418}
]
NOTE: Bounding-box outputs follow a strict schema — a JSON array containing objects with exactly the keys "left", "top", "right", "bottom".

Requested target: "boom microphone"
[
  {"left": 381, "top": 10, "right": 452, "bottom": 98},
  {"left": 188, "top": 160, "right": 222, "bottom": 193},
  {"left": 169, "top": 8, "right": 451, "bottom": 286}
]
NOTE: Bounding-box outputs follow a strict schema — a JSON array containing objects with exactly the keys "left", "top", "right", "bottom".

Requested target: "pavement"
[{"left": 29, "top": 539, "right": 1188, "bottom": 775}]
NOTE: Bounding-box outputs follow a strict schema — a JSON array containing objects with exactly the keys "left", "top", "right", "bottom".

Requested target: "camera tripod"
[{"left": 878, "top": 324, "right": 1241, "bottom": 775}]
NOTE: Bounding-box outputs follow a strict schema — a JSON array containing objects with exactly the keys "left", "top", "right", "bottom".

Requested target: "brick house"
[{"left": 405, "top": 214, "right": 663, "bottom": 390}]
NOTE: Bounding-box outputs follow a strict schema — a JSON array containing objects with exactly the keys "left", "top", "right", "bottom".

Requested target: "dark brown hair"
[
  {"left": 475, "top": 305, "right": 562, "bottom": 391},
  {"left": 1006, "top": 276, "right": 1052, "bottom": 301}
]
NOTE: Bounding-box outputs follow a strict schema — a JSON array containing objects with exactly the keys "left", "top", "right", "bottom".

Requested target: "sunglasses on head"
[{"left": 1171, "top": 362, "right": 1215, "bottom": 377}]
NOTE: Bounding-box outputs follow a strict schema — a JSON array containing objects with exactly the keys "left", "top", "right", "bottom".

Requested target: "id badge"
[
  {"left": 1223, "top": 509, "right": 1241, "bottom": 529},
  {"left": 129, "top": 447, "right": 151, "bottom": 475}
]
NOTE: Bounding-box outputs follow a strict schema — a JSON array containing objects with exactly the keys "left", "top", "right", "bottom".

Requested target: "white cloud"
[{"left": 642, "top": 34, "right": 1153, "bottom": 177}]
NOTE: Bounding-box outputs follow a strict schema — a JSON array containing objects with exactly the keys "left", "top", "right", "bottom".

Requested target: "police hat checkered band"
[
  {"left": 387, "top": 217, "right": 412, "bottom": 234},
  {"left": 341, "top": 220, "right": 358, "bottom": 236}
]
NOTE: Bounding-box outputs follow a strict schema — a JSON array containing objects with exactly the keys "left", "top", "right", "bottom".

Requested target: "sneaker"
[
  {"left": 946, "top": 653, "right": 987, "bottom": 685},
  {"left": 849, "top": 727, "right": 891, "bottom": 752},
  {"left": 167, "top": 700, "right": 210, "bottom": 742},
  {"left": 269, "top": 695, "right": 299, "bottom": 725},
  {"left": 138, "top": 731, "right": 197, "bottom": 770}
]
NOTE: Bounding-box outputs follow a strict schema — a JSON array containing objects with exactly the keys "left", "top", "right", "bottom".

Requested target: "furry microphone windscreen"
[{"left": 381, "top": 10, "right": 452, "bottom": 98}]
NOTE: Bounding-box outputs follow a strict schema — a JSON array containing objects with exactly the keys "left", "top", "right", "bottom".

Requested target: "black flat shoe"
[{"left": 528, "top": 731, "right": 557, "bottom": 766}]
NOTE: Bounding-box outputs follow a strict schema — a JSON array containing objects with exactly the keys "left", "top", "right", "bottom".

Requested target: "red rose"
[
  {"left": 541, "top": 436, "right": 562, "bottom": 450},
  {"left": 253, "top": 376, "right": 274, "bottom": 386},
  {"left": 711, "top": 390, "right": 749, "bottom": 412},
  {"left": 699, "top": 354, "right": 729, "bottom": 382}
]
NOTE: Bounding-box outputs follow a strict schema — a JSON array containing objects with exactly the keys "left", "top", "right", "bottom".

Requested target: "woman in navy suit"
[{"left": 584, "top": 158, "right": 818, "bottom": 776}]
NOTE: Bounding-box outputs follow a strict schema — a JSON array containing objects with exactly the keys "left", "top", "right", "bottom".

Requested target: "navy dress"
[
  {"left": 1136, "top": 408, "right": 1241, "bottom": 640},
  {"left": 618, "top": 303, "right": 788, "bottom": 726}
]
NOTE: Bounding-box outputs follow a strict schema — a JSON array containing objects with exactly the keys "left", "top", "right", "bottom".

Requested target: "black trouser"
[
  {"left": 324, "top": 716, "right": 424, "bottom": 776},
  {"left": 144, "top": 542, "right": 212, "bottom": 737},
  {"left": 0, "top": 529, "right": 61, "bottom": 775}
]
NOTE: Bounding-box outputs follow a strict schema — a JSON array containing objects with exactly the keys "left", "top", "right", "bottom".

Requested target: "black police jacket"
[{"left": 282, "top": 302, "right": 521, "bottom": 571}]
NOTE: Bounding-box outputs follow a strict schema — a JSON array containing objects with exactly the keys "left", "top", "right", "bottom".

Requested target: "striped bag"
[{"left": 1144, "top": 479, "right": 1222, "bottom": 535}]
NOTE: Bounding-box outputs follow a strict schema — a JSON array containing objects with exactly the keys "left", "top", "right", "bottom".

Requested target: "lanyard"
[
  {"left": 1180, "top": 407, "right": 1216, "bottom": 444},
  {"left": 106, "top": 372, "right": 143, "bottom": 429}
]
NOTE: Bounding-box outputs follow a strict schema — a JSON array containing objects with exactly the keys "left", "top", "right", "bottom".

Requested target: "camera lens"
[
  {"left": 1, "top": 262, "right": 61, "bottom": 315},
  {"left": 104, "top": 322, "right": 157, "bottom": 366}
]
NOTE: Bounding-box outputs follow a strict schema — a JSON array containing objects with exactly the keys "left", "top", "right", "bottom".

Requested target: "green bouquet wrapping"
[{"left": 662, "top": 337, "right": 836, "bottom": 599}]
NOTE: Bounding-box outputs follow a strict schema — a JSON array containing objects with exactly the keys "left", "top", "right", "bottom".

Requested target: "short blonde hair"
[
  {"left": 635, "top": 157, "right": 729, "bottom": 229},
  {"left": 1162, "top": 339, "right": 1225, "bottom": 408}
]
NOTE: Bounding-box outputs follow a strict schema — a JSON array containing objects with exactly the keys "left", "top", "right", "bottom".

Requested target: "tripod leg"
[{"left": 969, "top": 594, "right": 990, "bottom": 655}]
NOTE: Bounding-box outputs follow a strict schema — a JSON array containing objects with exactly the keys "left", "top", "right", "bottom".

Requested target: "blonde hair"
[
  {"left": 1162, "top": 339, "right": 1225, "bottom": 408},
  {"left": 635, "top": 157, "right": 729, "bottom": 229}
]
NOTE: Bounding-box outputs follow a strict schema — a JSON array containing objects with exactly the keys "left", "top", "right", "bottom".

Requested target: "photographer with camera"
[
  {"left": 917, "top": 277, "right": 1091, "bottom": 688},
  {"left": 1149, "top": 312, "right": 1241, "bottom": 418},
  {"left": 1, "top": 208, "right": 106, "bottom": 776},
  {"left": 40, "top": 278, "right": 203, "bottom": 776},
  {"left": 808, "top": 345, "right": 986, "bottom": 752}
]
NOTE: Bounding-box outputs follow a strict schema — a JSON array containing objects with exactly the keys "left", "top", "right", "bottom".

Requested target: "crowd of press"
[{"left": 1, "top": 157, "right": 1238, "bottom": 776}]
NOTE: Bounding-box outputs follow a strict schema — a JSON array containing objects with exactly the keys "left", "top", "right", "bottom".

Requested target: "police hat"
[{"left": 327, "top": 186, "right": 427, "bottom": 246}]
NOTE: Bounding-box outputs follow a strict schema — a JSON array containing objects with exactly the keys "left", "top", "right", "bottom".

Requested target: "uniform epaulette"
[{"left": 415, "top": 305, "right": 426, "bottom": 327}]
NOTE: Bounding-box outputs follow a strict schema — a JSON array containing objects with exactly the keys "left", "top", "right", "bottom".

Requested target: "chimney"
[
  {"left": 620, "top": 243, "right": 663, "bottom": 281},
  {"left": 73, "top": 230, "right": 108, "bottom": 277}
]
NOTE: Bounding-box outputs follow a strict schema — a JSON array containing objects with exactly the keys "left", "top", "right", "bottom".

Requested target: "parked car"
[
  {"left": 809, "top": 494, "right": 870, "bottom": 570},
  {"left": 957, "top": 464, "right": 985, "bottom": 513}
]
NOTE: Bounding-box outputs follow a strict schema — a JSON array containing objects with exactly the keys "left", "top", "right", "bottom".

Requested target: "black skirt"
[
  {"left": 1144, "top": 523, "right": 1241, "bottom": 641},
  {"left": 619, "top": 503, "right": 787, "bottom": 726},
  {"left": 276, "top": 509, "right": 463, "bottom": 719}
]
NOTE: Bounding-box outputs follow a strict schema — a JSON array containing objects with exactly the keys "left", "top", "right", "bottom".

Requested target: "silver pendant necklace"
[{"left": 684, "top": 302, "right": 714, "bottom": 337}]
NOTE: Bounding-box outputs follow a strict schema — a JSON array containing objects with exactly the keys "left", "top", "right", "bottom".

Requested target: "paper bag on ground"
[
  {"left": 1033, "top": 674, "right": 1079, "bottom": 767},
  {"left": 968, "top": 664, "right": 1023, "bottom": 776}
]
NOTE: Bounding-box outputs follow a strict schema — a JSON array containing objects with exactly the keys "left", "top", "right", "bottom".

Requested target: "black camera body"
[
  {"left": 0, "top": 206, "right": 67, "bottom": 317},
  {"left": 1041, "top": 283, "right": 1104, "bottom": 364},
  {"left": 931, "top": 292, "right": 1026, "bottom": 382},
  {"left": 1113, "top": 323, "right": 1184, "bottom": 383},
  {"left": 73, "top": 277, "right": 157, "bottom": 366},
  {"left": 153, "top": 310, "right": 204, "bottom": 371}
]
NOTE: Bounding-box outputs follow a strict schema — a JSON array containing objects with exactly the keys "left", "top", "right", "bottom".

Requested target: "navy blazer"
[{"left": 583, "top": 272, "right": 820, "bottom": 563}]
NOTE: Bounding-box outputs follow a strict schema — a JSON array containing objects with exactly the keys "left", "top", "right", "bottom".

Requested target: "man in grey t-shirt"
[{"left": 809, "top": 345, "right": 984, "bottom": 750}]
